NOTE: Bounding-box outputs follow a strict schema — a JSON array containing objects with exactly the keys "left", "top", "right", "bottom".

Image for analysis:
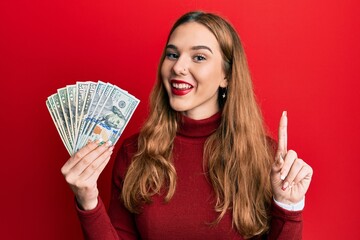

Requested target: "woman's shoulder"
[{"left": 121, "top": 132, "right": 140, "bottom": 151}]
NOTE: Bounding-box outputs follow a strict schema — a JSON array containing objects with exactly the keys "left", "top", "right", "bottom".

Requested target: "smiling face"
[{"left": 161, "top": 22, "right": 228, "bottom": 120}]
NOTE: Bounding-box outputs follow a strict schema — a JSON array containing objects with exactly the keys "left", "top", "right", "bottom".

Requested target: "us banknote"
[
  {"left": 79, "top": 85, "right": 140, "bottom": 149},
  {"left": 46, "top": 81, "right": 139, "bottom": 155}
]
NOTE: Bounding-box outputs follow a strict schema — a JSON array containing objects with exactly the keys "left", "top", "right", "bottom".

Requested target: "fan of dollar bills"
[{"left": 46, "top": 81, "right": 140, "bottom": 155}]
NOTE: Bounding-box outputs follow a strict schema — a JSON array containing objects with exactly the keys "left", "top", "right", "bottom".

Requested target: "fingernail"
[
  {"left": 282, "top": 111, "right": 287, "bottom": 116},
  {"left": 106, "top": 141, "right": 113, "bottom": 147},
  {"left": 280, "top": 174, "right": 286, "bottom": 180},
  {"left": 282, "top": 181, "right": 289, "bottom": 190}
]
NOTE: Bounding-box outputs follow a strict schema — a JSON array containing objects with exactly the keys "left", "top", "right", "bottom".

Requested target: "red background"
[{"left": 1, "top": 0, "right": 359, "bottom": 239}]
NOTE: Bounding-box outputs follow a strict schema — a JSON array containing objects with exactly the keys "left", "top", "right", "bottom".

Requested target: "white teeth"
[{"left": 172, "top": 83, "right": 192, "bottom": 90}]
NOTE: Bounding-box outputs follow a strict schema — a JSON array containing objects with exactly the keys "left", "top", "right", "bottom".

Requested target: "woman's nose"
[{"left": 172, "top": 56, "right": 189, "bottom": 76}]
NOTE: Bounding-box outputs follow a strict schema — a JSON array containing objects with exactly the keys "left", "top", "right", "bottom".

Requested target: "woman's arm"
[
  {"left": 61, "top": 141, "right": 120, "bottom": 240},
  {"left": 267, "top": 111, "right": 313, "bottom": 239},
  {"left": 74, "top": 135, "right": 141, "bottom": 240}
]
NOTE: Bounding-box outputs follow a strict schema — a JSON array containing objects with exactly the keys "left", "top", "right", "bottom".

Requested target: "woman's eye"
[
  {"left": 194, "top": 54, "right": 206, "bottom": 62},
  {"left": 166, "top": 52, "right": 179, "bottom": 60}
]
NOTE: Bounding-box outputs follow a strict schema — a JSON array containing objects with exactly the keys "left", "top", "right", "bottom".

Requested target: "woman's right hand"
[{"left": 61, "top": 141, "right": 114, "bottom": 210}]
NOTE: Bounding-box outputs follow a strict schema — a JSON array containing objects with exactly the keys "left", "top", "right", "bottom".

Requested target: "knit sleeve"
[
  {"left": 267, "top": 199, "right": 303, "bottom": 240},
  {"left": 76, "top": 197, "right": 120, "bottom": 240}
]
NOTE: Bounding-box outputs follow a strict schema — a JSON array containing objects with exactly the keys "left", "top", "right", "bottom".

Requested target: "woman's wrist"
[
  {"left": 76, "top": 196, "right": 99, "bottom": 211},
  {"left": 273, "top": 196, "right": 305, "bottom": 211}
]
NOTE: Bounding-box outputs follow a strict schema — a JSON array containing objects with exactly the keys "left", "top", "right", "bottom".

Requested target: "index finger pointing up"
[{"left": 277, "top": 111, "right": 288, "bottom": 157}]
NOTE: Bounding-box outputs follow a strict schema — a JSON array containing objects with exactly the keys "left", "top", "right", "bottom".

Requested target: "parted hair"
[{"left": 122, "top": 11, "right": 274, "bottom": 238}]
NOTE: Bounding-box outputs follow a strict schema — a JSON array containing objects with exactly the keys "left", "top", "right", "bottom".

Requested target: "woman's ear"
[{"left": 220, "top": 77, "right": 228, "bottom": 88}]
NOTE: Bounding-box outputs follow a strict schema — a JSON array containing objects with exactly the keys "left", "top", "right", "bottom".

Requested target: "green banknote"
[
  {"left": 82, "top": 85, "right": 140, "bottom": 147},
  {"left": 46, "top": 81, "right": 140, "bottom": 155}
]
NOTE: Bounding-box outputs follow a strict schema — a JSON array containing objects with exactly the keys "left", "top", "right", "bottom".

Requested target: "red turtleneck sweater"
[{"left": 76, "top": 113, "right": 303, "bottom": 239}]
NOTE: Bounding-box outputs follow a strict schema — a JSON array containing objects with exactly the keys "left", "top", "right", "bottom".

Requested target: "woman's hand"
[
  {"left": 271, "top": 111, "right": 313, "bottom": 205},
  {"left": 61, "top": 141, "right": 114, "bottom": 210}
]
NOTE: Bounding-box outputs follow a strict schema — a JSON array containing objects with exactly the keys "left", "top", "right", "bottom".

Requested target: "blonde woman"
[{"left": 62, "top": 11, "right": 313, "bottom": 239}]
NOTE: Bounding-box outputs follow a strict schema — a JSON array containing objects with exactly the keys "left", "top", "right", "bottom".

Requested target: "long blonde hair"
[{"left": 122, "top": 11, "right": 274, "bottom": 238}]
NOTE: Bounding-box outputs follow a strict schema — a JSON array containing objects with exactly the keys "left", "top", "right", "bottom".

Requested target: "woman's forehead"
[{"left": 167, "top": 22, "right": 220, "bottom": 50}]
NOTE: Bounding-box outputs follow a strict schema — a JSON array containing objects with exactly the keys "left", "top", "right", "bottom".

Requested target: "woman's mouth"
[{"left": 170, "top": 80, "right": 193, "bottom": 96}]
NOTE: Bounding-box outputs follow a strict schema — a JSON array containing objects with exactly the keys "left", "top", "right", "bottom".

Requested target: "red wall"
[{"left": 1, "top": 0, "right": 359, "bottom": 239}]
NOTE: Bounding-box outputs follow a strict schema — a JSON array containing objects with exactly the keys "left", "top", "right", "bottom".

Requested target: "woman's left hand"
[{"left": 271, "top": 111, "right": 313, "bottom": 205}]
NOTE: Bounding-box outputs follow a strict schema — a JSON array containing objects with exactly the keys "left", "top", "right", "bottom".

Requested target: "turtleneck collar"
[{"left": 177, "top": 112, "right": 222, "bottom": 138}]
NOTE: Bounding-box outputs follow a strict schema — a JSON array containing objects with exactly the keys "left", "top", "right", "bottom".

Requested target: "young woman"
[{"left": 61, "top": 11, "right": 313, "bottom": 239}]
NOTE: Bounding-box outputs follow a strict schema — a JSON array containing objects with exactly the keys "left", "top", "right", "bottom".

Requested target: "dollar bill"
[
  {"left": 46, "top": 99, "right": 72, "bottom": 154},
  {"left": 74, "top": 81, "right": 108, "bottom": 152},
  {"left": 58, "top": 87, "right": 74, "bottom": 145},
  {"left": 47, "top": 95, "right": 72, "bottom": 154},
  {"left": 51, "top": 93, "right": 74, "bottom": 151},
  {"left": 85, "top": 85, "right": 140, "bottom": 145},
  {"left": 77, "top": 83, "right": 114, "bottom": 149},
  {"left": 75, "top": 82, "right": 90, "bottom": 136},
  {"left": 46, "top": 80, "right": 139, "bottom": 155},
  {"left": 66, "top": 85, "right": 77, "bottom": 142},
  {"left": 74, "top": 81, "right": 97, "bottom": 152}
]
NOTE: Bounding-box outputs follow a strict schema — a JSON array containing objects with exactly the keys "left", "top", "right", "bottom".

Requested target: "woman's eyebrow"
[
  {"left": 166, "top": 44, "right": 178, "bottom": 51},
  {"left": 191, "top": 45, "right": 213, "bottom": 54},
  {"left": 166, "top": 44, "right": 213, "bottom": 54}
]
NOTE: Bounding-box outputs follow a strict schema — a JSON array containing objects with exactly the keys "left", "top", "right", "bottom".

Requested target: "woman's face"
[{"left": 161, "top": 22, "right": 227, "bottom": 120}]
